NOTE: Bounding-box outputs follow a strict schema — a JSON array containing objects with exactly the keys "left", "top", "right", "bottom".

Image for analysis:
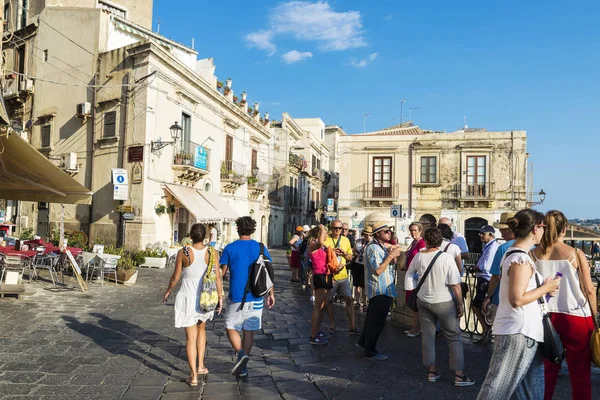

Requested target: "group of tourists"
[{"left": 162, "top": 208, "right": 599, "bottom": 399}]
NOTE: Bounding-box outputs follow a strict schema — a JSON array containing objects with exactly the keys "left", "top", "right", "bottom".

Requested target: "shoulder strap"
[
  {"left": 335, "top": 235, "right": 341, "bottom": 248},
  {"left": 533, "top": 273, "right": 549, "bottom": 315},
  {"left": 444, "top": 242, "right": 451, "bottom": 252},
  {"left": 239, "top": 242, "right": 263, "bottom": 311},
  {"left": 506, "top": 249, "right": 527, "bottom": 258},
  {"left": 413, "top": 251, "right": 443, "bottom": 295}
]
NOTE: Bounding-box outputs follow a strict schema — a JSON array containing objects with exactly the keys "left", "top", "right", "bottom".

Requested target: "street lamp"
[
  {"left": 529, "top": 189, "right": 547, "bottom": 207},
  {"left": 151, "top": 121, "right": 182, "bottom": 153}
]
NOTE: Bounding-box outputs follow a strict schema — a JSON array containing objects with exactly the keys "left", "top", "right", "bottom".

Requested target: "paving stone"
[
  {"left": 121, "top": 385, "right": 164, "bottom": 400},
  {"left": 1, "top": 362, "right": 40, "bottom": 372},
  {"left": 0, "top": 371, "right": 44, "bottom": 384},
  {"left": 276, "top": 380, "right": 325, "bottom": 400},
  {"left": 200, "top": 382, "right": 240, "bottom": 399},
  {"left": 130, "top": 374, "right": 168, "bottom": 387},
  {"left": 160, "top": 392, "right": 202, "bottom": 400},
  {"left": 0, "top": 383, "right": 37, "bottom": 395},
  {"left": 38, "top": 363, "right": 79, "bottom": 374}
]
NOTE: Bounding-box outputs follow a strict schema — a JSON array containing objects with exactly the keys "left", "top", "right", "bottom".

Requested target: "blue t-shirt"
[
  {"left": 490, "top": 239, "right": 515, "bottom": 305},
  {"left": 220, "top": 239, "right": 272, "bottom": 303}
]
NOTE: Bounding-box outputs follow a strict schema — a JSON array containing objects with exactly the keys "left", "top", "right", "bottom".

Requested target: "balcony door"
[
  {"left": 466, "top": 156, "right": 486, "bottom": 196},
  {"left": 180, "top": 113, "right": 191, "bottom": 153},
  {"left": 372, "top": 157, "right": 392, "bottom": 198}
]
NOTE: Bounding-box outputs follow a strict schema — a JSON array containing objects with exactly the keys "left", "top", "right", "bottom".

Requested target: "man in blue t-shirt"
[
  {"left": 220, "top": 216, "right": 274, "bottom": 378},
  {"left": 482, "top": 213, "right": 516, "bottom": 319}
]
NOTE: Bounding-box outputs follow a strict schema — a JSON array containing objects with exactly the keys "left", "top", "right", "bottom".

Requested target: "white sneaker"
[{"left": 310, "top": 295, "right": 315, "bottom": 303}]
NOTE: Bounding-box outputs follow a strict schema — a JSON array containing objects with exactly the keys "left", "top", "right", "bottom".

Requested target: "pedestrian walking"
[
  {"left": 477, "top": 209, "right": 561, "bottom": 400},
  {"left": 325, "top": 220, "right": 359, "bottom": 335},
  {"left": 438, "top": 223, "right": 463, "bottom": 273},
  {"left": 209, "top": 224, "right": 218, "bottom": 247},
  {"left": 309, "top": 225, "right": 332, "bottom": 345},
  {"left": 289, "top": 226, "right": 305, "bottom": 283},
  {"left": 404, "top": 222, "right": 426, "bottom": 337},
  {"left": 532, "top": 210, "right": 597, "bottom": 400},
  {"left": 220, "top": 216, "right": 275, "bottom": 378},
  {"left": 357, "top": 222, "right": 401, "bottom": 360},
  {"left": 471, "top": 225, "right": 499, "bottom": 345},
  {"left": 163, "top": 224, "right": 223, "bottom": 386},
  {"left": 404, "top": 227, "right": 475, "bottom": 386},
  {"left": 352, "top": 226, "right": 373, "bottom": 312}
]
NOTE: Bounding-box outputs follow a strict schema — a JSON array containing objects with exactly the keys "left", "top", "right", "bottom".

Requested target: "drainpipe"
[
  {"left": 408, "top": 140, "right": 416, "bottom": 218},
  {"left": 117, "top": 70, "right": 130, "bottom": 248},
  {"left": 87, "top": 71, "right": 98, "bottom": 243}
]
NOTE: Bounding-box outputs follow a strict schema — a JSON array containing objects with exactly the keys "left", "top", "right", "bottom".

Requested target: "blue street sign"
[{"left": 194, "top": 146, "right": 207, "bottom": 170}]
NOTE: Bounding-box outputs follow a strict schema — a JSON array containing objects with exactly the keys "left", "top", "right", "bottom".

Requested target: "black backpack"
[
  {"left": 239, "top": 243, "right": 274, "bottom": 310},
  {"left": 298, "top": 239, "right": 309, "bottom": 259}
]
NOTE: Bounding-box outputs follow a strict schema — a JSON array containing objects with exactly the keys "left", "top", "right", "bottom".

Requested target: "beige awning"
[
  {"left": 198, "top": 191, "right": 239, "bottom": 222},
  {"left": 0, "top": 132, "right": 92, "bottom": 204},
  {"left": 164, "top": 184, "right": 222, "bottom": 223}
]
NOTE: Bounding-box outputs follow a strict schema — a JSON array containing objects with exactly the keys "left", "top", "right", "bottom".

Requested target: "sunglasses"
[
  {"left": 384, "top": 230, "right": 392, "bottom": 234},
  {"left": 332, "top": 227, "right": 343, "bottom": 230}
]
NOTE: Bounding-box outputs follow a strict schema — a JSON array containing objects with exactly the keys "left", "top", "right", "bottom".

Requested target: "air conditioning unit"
[
  {"left": 19, "top": 79, "right": 34, "bottom": 93},
  {"left": 76, "top": 102, "right": 92, "bottom": 117},
  {"left": 60, "top": 152, "right": 78, "bottom": 172}
]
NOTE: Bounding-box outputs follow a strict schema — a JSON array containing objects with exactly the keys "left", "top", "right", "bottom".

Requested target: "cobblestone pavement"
[{"left": 1, "top": 249, "right": 599, "bottom": 399}]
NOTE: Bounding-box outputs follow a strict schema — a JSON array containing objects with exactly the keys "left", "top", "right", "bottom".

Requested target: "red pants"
[{"left": 544, "top": 313, "right": 594, "bottom": 400}]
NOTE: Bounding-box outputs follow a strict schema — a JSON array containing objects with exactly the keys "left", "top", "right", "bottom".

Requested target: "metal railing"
[
  {"left": 351, "top": 183, "right": 400, "bottom": 200},
  {"left": 460, "top": 252, "right": 484, "bottom": 336},
  {"left": 220, "top": 160, "right": 246, "bottom": 183},
  {"left": 442, "top": 183, "right": 492, "bottom": 200},
  {"left": 248, "top": 171, "right": 269, "bottom": 188},
  {"left": 289, "top": 153, "right": 304, "bottom": 169},
  {"left": 2, "top": 78, "right": 19, "bottom": 97},
  {"left": 173, "top": 141, "right": 210, "bottom": 171}
]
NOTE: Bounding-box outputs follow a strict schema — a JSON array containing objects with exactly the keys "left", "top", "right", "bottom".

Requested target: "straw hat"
[
  {"left": 494, "top": 212, "right": 516, "bottom": 229},
  {"left": 362, "top": 226, "right": 373, "bottom": 235},
  {"left": 371, "top": 222, "right": 389, "bottom": 234}
]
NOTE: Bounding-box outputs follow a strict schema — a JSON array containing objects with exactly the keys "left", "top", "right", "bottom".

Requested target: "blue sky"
[{"left": 153, "top": 0, "right": 600, "bottom": 219}]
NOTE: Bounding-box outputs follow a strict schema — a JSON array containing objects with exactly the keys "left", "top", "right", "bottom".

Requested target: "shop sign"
[
  {"left": 128, "top": 146, "right": 144, "bottom": 162},
  {"left": 194, "top": 146, "right": 208, "bottom": 170}
]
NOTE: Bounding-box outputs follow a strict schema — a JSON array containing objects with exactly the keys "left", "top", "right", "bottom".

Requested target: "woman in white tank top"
[
  {"left": 163, "top": 224, "right": 223, "bottom": 387},
  {"left": 532, "top": 210, "right": 596, "bottom": 400}
]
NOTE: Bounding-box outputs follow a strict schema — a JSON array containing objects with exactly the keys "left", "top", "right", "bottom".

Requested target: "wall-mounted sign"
[
  {"left": 122, "top": 213, "right": 135, "bottom": 221},
  {"left": 128, "top": 146, "right": 144, "bottom": 163},
  {"left": 390, "top": 204, "right": 402, "bottom": 218},
  {"left": 194, "top": 146, "right": 207, "bottom": 170},
  {"left": 116, "top": 205, "right": 133, "bottom": 213},
  {"left": 131, "top": 162, "right": 143, "bottom": 184}
]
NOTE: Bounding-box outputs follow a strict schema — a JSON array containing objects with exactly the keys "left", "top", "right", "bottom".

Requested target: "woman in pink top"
[
  {"left": 308, "top": 225, "right": 331, "bottom": 345},
  {"left": 404, "top": 222, "right": 427, "bottom": 337},
  {"left": 532, "top": 210, "right": 597, "bottom": 400}
]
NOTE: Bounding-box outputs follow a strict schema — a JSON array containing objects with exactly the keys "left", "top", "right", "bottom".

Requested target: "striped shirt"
[{"left": 365, "top": 240, "right": 397, "bottom": 300}]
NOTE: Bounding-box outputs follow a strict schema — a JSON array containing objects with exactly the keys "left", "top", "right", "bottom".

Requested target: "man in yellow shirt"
[{"left": 324, "top": 220, "right": 359, "bottom": 334}]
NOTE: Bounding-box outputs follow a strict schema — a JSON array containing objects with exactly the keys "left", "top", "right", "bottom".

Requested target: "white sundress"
[{"left": 174, "top": 246, "right": 215, "bottom": 328}]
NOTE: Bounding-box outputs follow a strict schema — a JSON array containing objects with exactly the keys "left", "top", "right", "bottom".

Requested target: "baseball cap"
[
  {"left": 479, "top": 225, "right": 495, "bottom": 234},
  {"left": 302, "top": 225, "right": 310, "bottom": 232}
]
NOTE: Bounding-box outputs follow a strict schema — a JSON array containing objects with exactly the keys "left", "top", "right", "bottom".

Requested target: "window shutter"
[
  {"left": 104, "top": 111, "right": 116, "bottom": 137},
  {"left": 41, "top": 125, "right": 51, "bottom": 148}
]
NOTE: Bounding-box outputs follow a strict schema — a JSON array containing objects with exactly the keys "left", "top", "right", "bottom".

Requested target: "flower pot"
[
  {"left": 141, "top": 257, "right": 167, "bottom": 269},
  {"left": 116, "top": 270, "right": 138, "bottom": 285}
]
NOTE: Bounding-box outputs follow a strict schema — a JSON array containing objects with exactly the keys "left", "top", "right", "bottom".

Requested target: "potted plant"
[
  {"left": 116, "top": 256, "right": 139, "bottom": 285},
  {"left": 233, "top": 95, "right": 239, "bottom": 103},
  {"left": 216, "top": 80, "right": 224, "bottom": 89},
  {"left": 167, "top": 203, "right": 176, "bottom": 213},
  {"left": 155, "top": 204, "right": 167, "bottom": 215},
  {"left": 140, "top": 248, "right": 168, "bottom": 269},
  {"left": 224, "top": 87, "right": 231, "bottom": 95},
  {"left": 286, "top": 249, "right": 292, "bottom": 267},
  {"left": 247, "top": 176, "right": 258, "bottom": 186},
  {"left": 241, "top": 91, "right": 247, "bottom": 103}
]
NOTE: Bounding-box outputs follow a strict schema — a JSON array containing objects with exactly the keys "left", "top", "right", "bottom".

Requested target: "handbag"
[
  {"left": 407, "top": 251, "right": 442, "bottom": 312},
  {"left": 199, "top": 247, "right": 219, "bottom": 312},
  {"left": 326, "top": 246, "right": 341, "bottom": 275},
  {"left": 534, "top": 274, "right": 565, "bottom": 364},
  {"left": 574, "top": 250, "right": 600, "bottom": 366}
]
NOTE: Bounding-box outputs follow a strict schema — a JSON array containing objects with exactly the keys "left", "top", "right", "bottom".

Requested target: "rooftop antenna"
[
  {"left": 363, "top": 113, "right": 372, "bottom": 133},
  {"left": 157, "top": 18, "right": 160, "bottom": 34},
  {"left": 192, "top": 37, "right": 195, "bottom": 49},
  {"left": 400, "top": 99, "right": 406, "bottom": 123},
  {"left": 385, "top": 117, "right": 399, "bottom": 125},
  {"left": 463, "top": 116, "right": 468, "bottom": 129},
  {"left": 409, "top": 106, "right": 422, "bottom": 122}
]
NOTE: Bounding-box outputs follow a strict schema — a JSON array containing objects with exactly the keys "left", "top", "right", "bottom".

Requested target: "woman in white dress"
[{"left": 163, "top": 224, "right": 223, "bottom": 386}]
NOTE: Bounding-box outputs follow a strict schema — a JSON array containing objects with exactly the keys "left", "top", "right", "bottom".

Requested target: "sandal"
[
  {"left": 427, "top": 371, "right": 440, "bottom": 382},
  {"left": 198, "top": 367, "right": 209, "bottom": 375},
  {"left": 186, "top": 377, "right": 198, "bottom": 387},
  {"left": 329, "top": 325, "right": 338, "bottom": 334},
  {"left": 455, "top": 374, "right": 475, "bottom": 387}
]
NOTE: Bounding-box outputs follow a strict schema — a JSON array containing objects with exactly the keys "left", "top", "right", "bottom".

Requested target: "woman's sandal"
[
  {"left": 198, "top": 367, "right": 209, "bottom": 375},
  {"left": 455, "top": 374, "right": 475, "bottom": 387},
  {"left": 186, "top": 377, "right": 198, "bottom": 387},
  {"left": 427, "top": 371, "right": 440, "bottom": 382}
]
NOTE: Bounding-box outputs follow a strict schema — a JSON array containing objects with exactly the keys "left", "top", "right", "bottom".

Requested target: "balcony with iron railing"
[
  {"left": 289, "top": 153, "right": 304, "bottom": 170},
  {"left": 351, "top": 183, "right": 400, "bottom": 201},
  {"left": 441, "top": 183, "right": 493, "bottom": 201},
  {"left": 172, "top": 141, "right": 210, "bottom": 184},
  {"left": 220, "top": 160, "right": 247, "bottom": 185}
]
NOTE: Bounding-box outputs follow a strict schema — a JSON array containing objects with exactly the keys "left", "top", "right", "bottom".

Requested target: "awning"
[
  {"left": 198, "top": 191, "right": 239, "bottom": 222},
  {"left": 0, "top": 132, "right": 92, "bottom": 204},
  {"left": 164, "top": 184, "right": 222, "bottom": 223}
]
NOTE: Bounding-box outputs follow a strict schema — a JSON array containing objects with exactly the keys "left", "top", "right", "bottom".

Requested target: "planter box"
[
  {"left": 141, "top": 257, "right": 167, "bottom": 269},
  {"left": 109, "top": 270, "right": 138, "bottom": 286}
]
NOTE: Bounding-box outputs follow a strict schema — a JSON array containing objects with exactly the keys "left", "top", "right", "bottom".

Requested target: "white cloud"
[
  {"left": 271, "top": 101, "right": 282, "bottom": 106},
  {"left": 350, "top": 52, "right": 378, "bottom": 68},
  {"left": 245, "top": 30, "right": 276, "bottom": 55},
  {"left": 384, "top": 14, "right": 393, "bottom": 21},
  {"left": 281, "top": 50, "right": 313, "bottom": 64},
  {"left": 245, "top": 1, "right": 367, "bottom": 54}
]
